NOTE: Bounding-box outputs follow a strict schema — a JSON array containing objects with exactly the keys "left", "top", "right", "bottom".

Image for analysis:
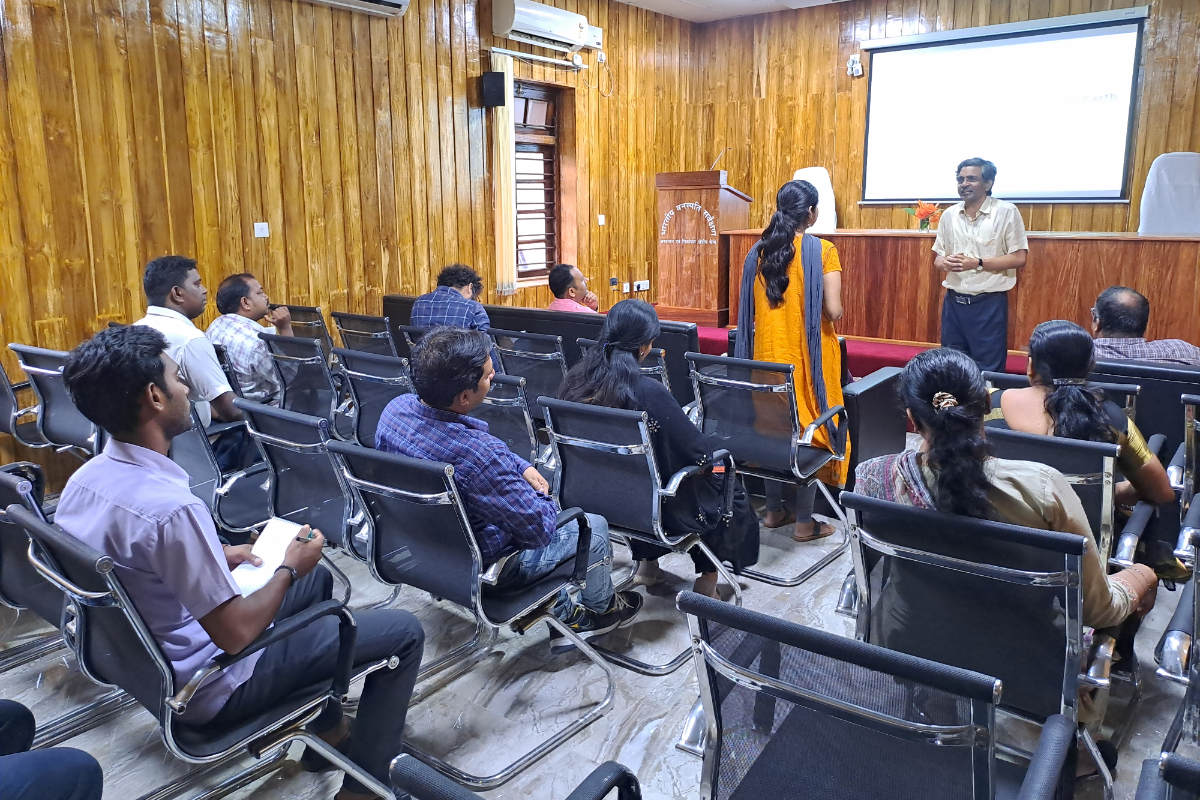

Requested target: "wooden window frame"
[{"left": 512, "top": 81, "right": 576, "bottom": 286}]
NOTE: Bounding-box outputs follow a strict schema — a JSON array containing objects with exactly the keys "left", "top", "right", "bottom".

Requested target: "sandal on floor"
[
  {"left": 793, "top": 522, "right": 836, "bottom": 543},
  {"left": 761, "top": 510, "right": 796, "bottom": 529}
]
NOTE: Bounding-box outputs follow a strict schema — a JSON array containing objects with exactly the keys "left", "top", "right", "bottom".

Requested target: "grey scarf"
[{"left": 734, "top": 233, "right": 830, "bottom": 425}]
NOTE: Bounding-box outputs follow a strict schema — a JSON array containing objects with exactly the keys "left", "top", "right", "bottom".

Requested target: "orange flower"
[
  {"left": 913, "top": 200, "right": 939, "bottom": 221},
  {"left": 930, "top": 208, "right": 943, "bottom": 226}
]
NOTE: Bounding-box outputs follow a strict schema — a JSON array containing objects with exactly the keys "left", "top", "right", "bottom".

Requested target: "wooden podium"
[{"left": 655, "top": 171, "right": 751, "bottom": 327}]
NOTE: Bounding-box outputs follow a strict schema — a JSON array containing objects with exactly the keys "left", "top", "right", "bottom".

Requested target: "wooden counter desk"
[{"left": 723, "top": 229, "right": 1200, "bottom": 351}]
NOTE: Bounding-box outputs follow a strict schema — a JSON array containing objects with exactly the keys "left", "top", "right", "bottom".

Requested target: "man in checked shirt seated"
[{"left": 375, "top": 327, "right": 642, "bottom": 653}]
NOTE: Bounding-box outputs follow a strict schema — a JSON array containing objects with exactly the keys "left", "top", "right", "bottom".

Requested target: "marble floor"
[{"left": 0, "top": 504, "right": 1188, "bottom": 800}]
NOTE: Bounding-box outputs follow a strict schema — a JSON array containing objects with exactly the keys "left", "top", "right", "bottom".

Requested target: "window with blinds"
[{"left": 513, "top": 83, "right": 561, "bottom": 281}]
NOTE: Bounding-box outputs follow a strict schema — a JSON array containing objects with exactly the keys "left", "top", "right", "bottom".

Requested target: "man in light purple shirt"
[{"left": 56, "top": 326, "right": 423, "bottom": 800}]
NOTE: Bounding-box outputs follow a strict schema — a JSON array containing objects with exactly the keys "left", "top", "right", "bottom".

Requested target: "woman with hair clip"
[
  {"left": 984, "top": 320, "right": 1174, "bottom": 508},
  {"left": 559, "top": 300, "right": 759, "bottom": 599},
  {"left": 854, "top": 347, "right": 1157, "bottom": 775},
  {"left": 734, "top": 179, "right": 848, "bottom": 542}
]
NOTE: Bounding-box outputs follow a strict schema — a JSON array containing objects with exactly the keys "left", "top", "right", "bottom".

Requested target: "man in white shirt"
[
  {"left": 133, "top": 255, "right": 240, "bottom": 428},
  {"left": 206, "top": 274, "right": 293, "bottom": 405},
  {"left": 932, "top": 158, "right": 1029, "bottom": 373}
]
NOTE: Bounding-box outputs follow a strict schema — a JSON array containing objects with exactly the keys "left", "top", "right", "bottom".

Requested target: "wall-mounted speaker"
[{"left": 482, "top": 72, "right": 506, "bottom": 108}]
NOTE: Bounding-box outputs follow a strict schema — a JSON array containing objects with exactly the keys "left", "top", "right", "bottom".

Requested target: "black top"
[{"left": 632, "top": 377, "right": 758, "bottom": 570}]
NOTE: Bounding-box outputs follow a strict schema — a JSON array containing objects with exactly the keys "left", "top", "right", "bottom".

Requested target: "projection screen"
[{"left": 861, "top": 18, "right": 1144, "bottom": 203}]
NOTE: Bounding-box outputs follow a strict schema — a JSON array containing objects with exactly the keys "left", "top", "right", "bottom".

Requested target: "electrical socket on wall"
[
  {"left": 633, "top": 279, "right": 650, "bottom": 291},
  {"left": 598, "top": 214, "right": 606, "bottom": 226},
  {"left": 254, "top": 222, "right": 269, "bottom": 238},
  {"left": 622, "top": 282, "right": 631, "bottom": 293}
]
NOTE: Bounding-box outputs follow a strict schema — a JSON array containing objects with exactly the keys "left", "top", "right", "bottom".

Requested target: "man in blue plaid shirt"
[
  {"left": 411, "top": 265, "right": 491, "bottom": 331},
  {"left": 375, "top": 327, "right": 641, "bottom": 652}
]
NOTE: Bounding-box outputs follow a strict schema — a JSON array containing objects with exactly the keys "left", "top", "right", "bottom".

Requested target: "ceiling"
[{"left": 618, "top": 0, "right": 844, "bottom": 24}]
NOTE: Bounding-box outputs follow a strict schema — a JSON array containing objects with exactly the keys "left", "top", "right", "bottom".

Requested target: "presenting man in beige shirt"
[{"left": 933, "top": 158, "right": 1029, "bottom": 373}]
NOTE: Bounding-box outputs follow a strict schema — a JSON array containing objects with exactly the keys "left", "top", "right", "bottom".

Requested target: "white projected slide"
[{"left": 862, "top": 23, "right": 1141, "bottom": 202}]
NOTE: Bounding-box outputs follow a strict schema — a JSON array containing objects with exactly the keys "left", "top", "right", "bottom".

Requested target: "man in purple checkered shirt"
[
  {"left": 1091, "top": 286, "right": 1200, "bottom": 366},
  {"left": 410, "top": 264, "right": 491, "bottom": 331},
  {"left": 374, "top": 327, "right": 642, "bottom": 652}
]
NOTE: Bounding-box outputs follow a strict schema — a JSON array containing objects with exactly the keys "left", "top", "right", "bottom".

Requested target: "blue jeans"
[{"left": 492, "top": 514, "right": 614, "bottom": 617}]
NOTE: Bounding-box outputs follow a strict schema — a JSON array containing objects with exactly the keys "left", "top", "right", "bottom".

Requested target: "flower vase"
[{"left": 919, "top": 221, "right": 931, "bottom": 232}]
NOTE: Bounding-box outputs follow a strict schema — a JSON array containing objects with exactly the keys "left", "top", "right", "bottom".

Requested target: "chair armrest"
[
  {"left": 801, "top": 405, "right": 848, "bottom": 457},
  {"left": 565, "top": 761, "right": 642, "bottom": 800},
  {"left": 1169, "top": 442, "right": 1187, "bottom": 492},
  {"left": 840, "top": 366, "right": 901, "bottom": 398},
  {"left": 1135, "top": 758, "right": 1170, "bottom": 800},
  {"left": 661, "top": 449, "right": 733, "bottom": 499},
  {"left": 1018, "top": 713, "right": 1076, "bottom": 800},
  {"left": 556, "top": 507, "right": 592, "bottom": 584},
  {"left": 206, "top": 420, "right": 245, "bottom": 437},
  {"left": 481, "top": 548, "right": 519, "bottom": 586},
  {"left": 215, "top": 462, "right": 270, "bottom": 497},
  {"left": 1111, "top": 500, "right": 1157, "bottom": 568},
  {"left": 1147, "top": 433, "right": 1167, "bottom": 459},
  {"left": 1156, "top": 579, "right": 1193, "bottom": 684},
  {"left": 169, "top": 599, "right": 354, "bottom": 713},
  {"left": 390, "top": 753, "right": 476, "bottom": 799},
  {"left": 1177, "top": 501, "right": 1200, "bottom": 564},
  {"left": 1079, "top": 633, "right": 1116, "bottom": 689}
]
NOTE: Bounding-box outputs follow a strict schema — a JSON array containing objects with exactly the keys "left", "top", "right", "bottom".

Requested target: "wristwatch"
[
  {"left": 275, "top": 565, "right": 298, "bottom": 587},
  {"left": 977, "top": 257, "right": 984, "bottom": 269}
]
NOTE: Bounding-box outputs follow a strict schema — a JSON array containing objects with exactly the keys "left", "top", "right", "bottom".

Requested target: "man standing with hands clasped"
[{"left": 933, "top": 158, "right": 1029, "bottom": 373}]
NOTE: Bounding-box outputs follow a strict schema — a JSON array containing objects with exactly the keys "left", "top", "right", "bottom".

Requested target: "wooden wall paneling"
[
  {"left": 464, "top": 0, "right": 491, "bottom": 303},
  {"left": 249, "top": 30, "right": 289, "bottom": 302},
  {"left": 448, "top": 0, "right": 473, "bottom": 275},
  {"left": 313, "top": 6, "right": 350, "bottom": 316},
  {"left": 417, "top": 0, "right": 446, "bottom": 266},
  {"left": 333, "top": 13, "right": 367, "bottom": 314},
  {"left": 267, "top": 0, "right": 309, "bottom": 307},
  {"left": 350, "top": 12, "right": 383, "bottom": 310},
  {"left": 204, "top": 0, "right": 248, "bottom": 286},
  {"left": 152, "top": 0, "right": 197, "bottom": 260},
  {"left": 369, "top": 17, "right": 400, "bottom": 298},
  {"left": 292, "top": 3, "right": 325, "bottom": 312},
  {"left": 224, "top": 0, "right": 266, "bottom": 283},
  {"left": 0, "top": 17, "right": 34, "bottom": 377},
  {"left": 401, "top": 0, "right": 431, "bottom": 290}
]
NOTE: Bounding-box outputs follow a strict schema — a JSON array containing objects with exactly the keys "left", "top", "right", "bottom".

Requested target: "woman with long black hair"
[
  {"left": 559, "top": 299, "right": 759, "bottom": 599},
  {"left": 735, "top": 179, "right": 848, "bottom": 542},
  {"left": 984, "top": 319, "right": 1174, "bottom": 507}
]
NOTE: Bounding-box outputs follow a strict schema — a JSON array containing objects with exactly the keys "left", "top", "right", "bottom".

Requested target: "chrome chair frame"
[
  {"left": 326, "top": 441, "right": 617, "bottom": 790},
  {"left": 1156, "top": 579, "right": 1195, "bottom": 687},
  {"left": 0, "top": 368, "right": 48, "bottom": 449},
  {"left": 538, "top": 396, "right": 743, "bottom": 677},
  {"left": 331, "top": 311, "right": 398, "bottom": 357},
  {"left": 272, "top": 304, "right": 336, "bottom": 363},
  {"left": 8, "top": 504, "right": 396, "bottom": 800},
  {"left": 235, "top": 400, "right": 362, "bottom": 601},
  {"left": 332, "top": 348, "right": 413, "bottom": 449},
  {"left": 681, "top": 591, "right": 1010, "bottom": 800},
  {"left": 844, "top": 494, "right": 1117, "bottom": 799},
  {"left": 687, "top": 352, "right": 849, "bottom": 588},
  {"left": 469, "top": 373, "right": 538, "bottom": 465},
  {"left": 1176, "top": 395, "right": 1200, "bottom": 565},
  {"left": 169, "top": 406, "right": 271, "bottom": 536},
  {"left": 488, "top": 328, "right": 569, "bottom": 412},
  {"left": 9, "top": 344, "right": 102, "bottom": 460}
]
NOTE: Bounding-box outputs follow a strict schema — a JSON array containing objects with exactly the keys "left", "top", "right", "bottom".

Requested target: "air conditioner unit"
[
  {"left": 493, "top": 0, "right": 590, "bottom": 54},
  {"left": 300, "top": 0, "right": 409, "bottom": 17}
]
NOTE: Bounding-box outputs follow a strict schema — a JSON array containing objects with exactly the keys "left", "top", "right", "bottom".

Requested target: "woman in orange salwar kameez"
[{"left": 733, "top": 179, "right": 849, "bottom": 542}]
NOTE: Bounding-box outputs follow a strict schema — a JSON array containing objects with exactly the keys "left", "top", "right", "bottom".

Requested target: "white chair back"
[{"left": 791, "top": 166, "right": 836, "bottom": 233}]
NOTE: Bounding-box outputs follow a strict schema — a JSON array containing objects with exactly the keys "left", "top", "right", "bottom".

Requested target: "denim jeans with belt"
[{"left": 491, "top": 513, "right": 614, "bottom": 617}]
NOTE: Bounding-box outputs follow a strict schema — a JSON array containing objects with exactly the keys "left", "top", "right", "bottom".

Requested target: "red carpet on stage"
[{"left": 695, "top": 326, "right": 1028, "bottom": 376}]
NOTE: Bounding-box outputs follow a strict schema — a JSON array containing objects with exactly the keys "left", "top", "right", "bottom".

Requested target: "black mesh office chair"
[
  {"left": 1175, "top": 395, "right": 1200, "bottom": 565},
  {"left": 390, "top": 755, "right": 641, "bottom": 800},
  {"left": 210, "top": 343, "right": 245, "bottom": 400},
  {"left": 258, "top": 332, "right": 354, "bottom": 440},
  {"left": 9, "top": 344, "right": 103, "bottom": 459},
  {"left": 0, "top": 367, "right": 48, "bottom": 448},
  {"left": 7, "top": 504, "right": 397, "bottom": 800},
  {"left": 394, "top": 324, "right": 428, "bottom": 360},
  {"left": 686, "top": 352, "right": 848, "bottom": 587},
  {"left": 465, "top": 374, "right": 539, "bottom": 465},
  {"left": 235, "top": 399, "right": 363, "bottom": 581},
  {"left": 489, "top": 328, "right": 568, "bottom": 421},
  {"left": 0, "top": 467, "right": 137, "bottom": 745},
  {"left": 678, "top": 590, "right": 1076, "bottom": 800},
  {"left": 577, "top": 338, "right": 670, "bottom": 392},
  {"left": 168, "top": 407, "right": 270, "bottom": 538},
  {"left": 325, "top": 441, "right": 616, "bottom": 790},
  {"left": 983, "top": 371, "right": 1141, "bottom": 420},
  {"left": 332, "top": 348, "right": 412, "bottom": 449},
  {"left": 273, "top": 304, "right": 336, "bottom": 362},
  {"left": 538, "top": 396, "right": 741, "bottom": 676},
  {"left": 843, "top": 492, "right": 1117, "bottom": 796},
  {"left": 332, "top": 311, "right": 398, "bottom": 357}
]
